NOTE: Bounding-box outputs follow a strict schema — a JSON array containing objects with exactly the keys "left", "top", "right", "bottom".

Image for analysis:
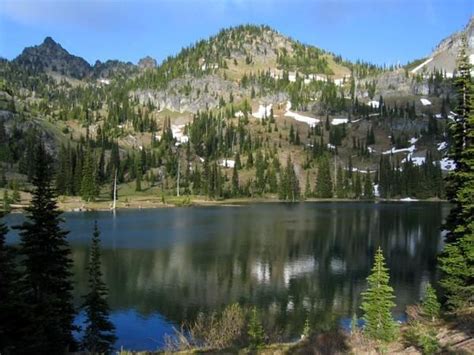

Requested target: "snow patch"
[
  {"left": 410, "top": 57, "right": 433, "bottom": 73},
  {"left": 400, "top": 197, "right": 419, "bottom": 202},
  {"left": 437, "top": 142, "right": 448, "bottom": 151},
  {"left": 439, "top": 158, "right": 456, "bottom": 171},
  {"left": 171, "top": 124, "right": 189, "bottom": 145},
  {"left": 367, "top": 100, "right": 380, "bottom": 109},
  {"left": 382, "top": 145, "right": 416, "bottom": 155},
  {"left": 331, "top": 118, "right": 349, "bottom": 125},
  {"left": 252, "top": 104, "right": 272, "bottom": 119},
  {"left": 219, "top": 159, "right": 235, "bottom": 168},
  {"left": 409, "top": 137, "right": 419, "bottom": 145},
  {"left": 234, "top": 110, "right": 244, "bottom": 118},
  {"left": 420, "top": 98, "right": 431, "bottom": 106},
  {"left": 284, "top": 101, "right": 319, "bottom": 127}
]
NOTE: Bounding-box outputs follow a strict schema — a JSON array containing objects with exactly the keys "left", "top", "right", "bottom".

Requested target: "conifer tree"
[
  {"left": 248, "top": 307, "right": 264, "bottom": 349},
  {"left": 421, "top": 283, "right": 441, "bottom": 322},
  {"left": 135, "top": 155, "right": 142, "bottom": 192},
  {"left": 232, "top": 165, "right": 240, "bottom": 197},
  {"left": 82, "top": 222, "right": 117, "bottom": 354},
  {"left": 363, "top": 171, "right": 374, "bottom": 200},
  {"left": 438, "top": 37, "right": 474, "bottom": 311},
  {"left": 315, "top": 157, "right": 332, "bottom": 198},
  {"left": 14, "top": 144, "right": 76, "bottom": 353},
  {"left": 81, "top": 147, "right": 97, "bottom": 201},
  {"left": 361, "top": 247, "right": 397, "bottom": 342},
  {"left": 0, "top": 213, "right": 17, "bottom": 353}
]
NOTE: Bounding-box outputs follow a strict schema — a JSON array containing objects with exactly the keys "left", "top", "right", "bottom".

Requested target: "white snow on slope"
[
  {"left": 331, "top": 118, "right": 349, "bottom": 125},
  {"left": 252, "top": 104, "right": 272, "bottom": 119},
  {"left": 440, "top": 158, "right": 456, "bottom": 171},
  {"left": 437, "top": 142, "right": 448, "bottom": 151},
  {"left": 409, "top": 137, "right": 419, "bottom": 144},
  {"left": 382, "top": 145, "right": 416, "bottom": 155},
  {"left": 402, "top": 156, "right": 426, "bottom": 166},
  {"left": 420, "top": 98, "right": 432, "bottom": 106},
  {"left": 368, "top": 100, "right": 380, "bottom": 109},
  {"left": 171, "top": 125, "right": 189, "bottom": 144},
  {"left": 400, "top": 197, "right": 419, "bottom": 202},
  {"left": 284, "top": 101, "right": 320, "bottom": 127},
  {"left": 219, "top": 159, "right": 235, "bottom": 168},
  {"left": 410, "top": 57, "right": 433, "bottom": 73}
]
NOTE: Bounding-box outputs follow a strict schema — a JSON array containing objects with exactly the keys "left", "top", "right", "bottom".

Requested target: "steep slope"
[{"left": 410, "top": 16, "right": 474, "bottom": 77}]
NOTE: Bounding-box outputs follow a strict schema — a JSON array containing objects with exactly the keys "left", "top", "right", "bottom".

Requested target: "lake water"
[{"left": 5, "top": 202, "right": 450, "bottom": 351}]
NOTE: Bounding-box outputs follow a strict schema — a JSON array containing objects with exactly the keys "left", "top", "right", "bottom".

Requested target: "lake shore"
[{"left": 56, "top": 196, "right": 448, "bottom": 212}]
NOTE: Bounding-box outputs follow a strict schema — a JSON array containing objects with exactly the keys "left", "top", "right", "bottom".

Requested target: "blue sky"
[{"left": 0, "top": 0, "right": 472, "bottom": 66}]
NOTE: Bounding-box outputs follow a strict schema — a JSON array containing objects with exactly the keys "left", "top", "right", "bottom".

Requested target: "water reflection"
[{"left": 5, "top": 202, "right": 449, "bottom": 349}]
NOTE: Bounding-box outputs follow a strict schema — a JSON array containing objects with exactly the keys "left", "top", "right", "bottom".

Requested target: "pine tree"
[
  {"left": 0, "top": 213, "right": 18, "bottom": 353},
  {"left": 421, "top": 283, "right": 441, "bottom": 322},
  {"left": 81, "top": 222, "right": 117, "bottom": 354},
  {"left": 315, "top": 157, "right": 332, "bottom": 198},
  {"left": 81, "top": 147, "right": 97, "bottom": 202},
  {"left": 248, "top": 307, "right": 265, "bottom": 349},
  {"left": 14, "top": 144, "right": 77, "bottom": 353},
  {"left": 438, "top": 37, "right": 474, "bottom": 312},
  {"left": 135, "top": 155, "right": 142, "bottom": 192},
  {"left": 363, "top": 171, "right": 374, "bottom": 200},
  {"left": 232, "top": 165, "right": 240, "bottom": 197},
  {"left": 361, "top": 247, "right": 398, "bottom": 342}
]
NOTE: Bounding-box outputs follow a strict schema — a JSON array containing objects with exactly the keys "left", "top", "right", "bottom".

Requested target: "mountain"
[
  {"left": 13, "top": 36, "right": 92, "bottom": 79},
  {"left": 409, "top": 16, "right": 474, "bottom": 77},
  {"left": 0, "top": 20, "right": 470, "bottom": 206}
]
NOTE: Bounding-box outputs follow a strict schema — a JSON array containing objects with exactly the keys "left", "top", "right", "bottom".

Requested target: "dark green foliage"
[
  {"left": 0, "top": 213, "right": 18, "bottom": 353},
  {"left": 14, "top": 144, "right": 76, "bottom": 354},
  {"left": 278, "top": 155, "right": 300, "bottom": 201},
  {"left": 438, "top": 37, "right": 474, "bottom": 312},
  {"left": 421, "top": 283, "right": 440, "bottom": 322},
  {"left": 315, "top": 157, "right": 332, "bottom": 198},
  {"left": 81, "top": 222, "right": 117, "bottom": 354},
  {"left": 363, "top": 172, "right": 374, "bottom": 200},
  {"left": 247, "top": 307, "right": 264, "bottom": 349},
  {"left": 361, "top": 247, "right": 398, "bottom": 342},
  {"left": 81, "top": 146, "right": 98, "bottom": 201}
]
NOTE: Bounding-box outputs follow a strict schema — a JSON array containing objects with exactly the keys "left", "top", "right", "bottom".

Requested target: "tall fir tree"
[
  {"left": 438, "top": 37, "right": 474, "bottom": 312},
  {"left": 361, "top": 247, "right": 398, "bottom": 342},
  {"left": 81, "top": 146, "right": 97, "bottom": 202},
  {"left": 315, "top": 157, "right": 333, "bottom": 198},
  {"left": 81, "top": 222, "right": 117, "bottom": 354},
  {"left": 0, "top": 213, "right": 18, "bottom": 353},
  {"left": 14, "top": 144, "right": 77, "bottom": 354}
]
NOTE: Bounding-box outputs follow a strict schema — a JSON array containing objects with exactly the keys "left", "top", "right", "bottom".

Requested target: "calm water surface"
[{"left": 5, "top": 202, "right": 450, "bottom": 351}]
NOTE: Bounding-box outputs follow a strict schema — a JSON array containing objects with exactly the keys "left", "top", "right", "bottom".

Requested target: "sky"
[{"left": 0, "top": 0, "right": 472, "bottom": 66}]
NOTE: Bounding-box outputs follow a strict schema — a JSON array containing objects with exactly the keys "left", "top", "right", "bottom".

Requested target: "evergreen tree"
[
  {"left": 81, "top": 222, "right": 117, "bottom": 354},
  {"left": 14, "top": 144, "right": 76, "bottom": 353},
  {"left": 81, "top": 147, "right": 97, "bottom": 202},
  {"left": 247, "top": 307, "right": 265, "bottom": 349},
  {"left": 315, "top": 157, "right": 333, "bottom": 198},
  {"left": 135, "top": 155, "right": 142, "bottom": 192},
  {"left": 0, "top": 213, "right": 18, "bottom": 353},
  {"left": 363, "top": 171, "right": 374, "bottom": 200},
  {"left": 361, "top": 247, "right": 398, "bottom": 342},
  {"left": 438, "top": 37, "right": 474, "bottom": 312},
  {"left": 231, "top": 165, "right": 240, "bottom": 197},
  {"left": 2, "top": 189, "right": 11, "bottom": 213},
  {"left": 421, "top": 283, "right": 441, "bottom": 322}
]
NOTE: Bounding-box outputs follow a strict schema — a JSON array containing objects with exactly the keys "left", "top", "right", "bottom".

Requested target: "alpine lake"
[{"left": 5, "top": 201, "right": 450, "bottom": 351}]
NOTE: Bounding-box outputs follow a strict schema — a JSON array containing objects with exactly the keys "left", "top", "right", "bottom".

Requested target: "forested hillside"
[{"left": 1, "top": 20, "right": 472, "bottom": 209}]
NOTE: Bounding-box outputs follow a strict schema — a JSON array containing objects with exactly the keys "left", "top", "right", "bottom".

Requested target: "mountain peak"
[
  {"left": 43, "top": 36, "right": 58, "bottom": 46},
  {"left": 13, "top": 37, "right": 91, "bottom": 79}
]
